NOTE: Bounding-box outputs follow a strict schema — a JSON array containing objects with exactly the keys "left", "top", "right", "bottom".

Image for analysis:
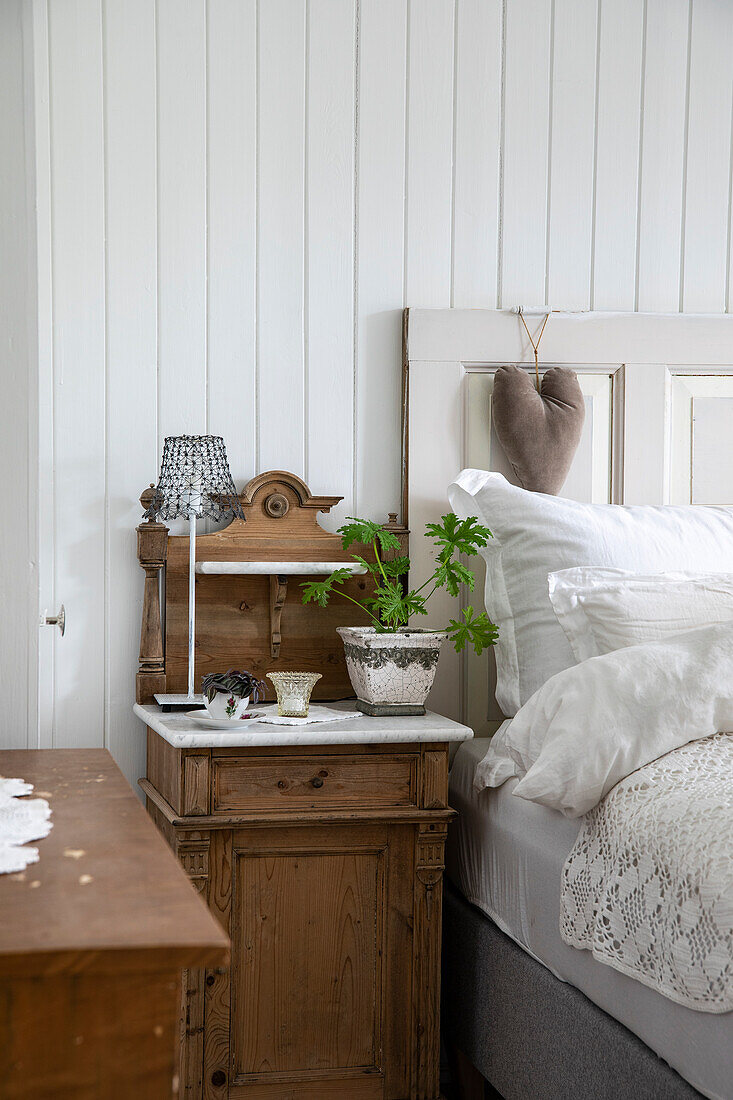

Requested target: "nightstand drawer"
[{"left": 212, "top": 754, "right": 417, "bottom": 812}]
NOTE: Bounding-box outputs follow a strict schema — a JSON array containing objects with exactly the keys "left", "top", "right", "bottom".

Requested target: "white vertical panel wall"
[{"left": 18, "top": 0, "right": 733, "bottom": 785}]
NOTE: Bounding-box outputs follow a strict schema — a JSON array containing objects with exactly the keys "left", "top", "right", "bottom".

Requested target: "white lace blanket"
[
  {"left": 560, "top": 732, "right": 733, "bottom": 1012},
  {"left": 0, "top": 777, "right": 53, "bottom": 874}
]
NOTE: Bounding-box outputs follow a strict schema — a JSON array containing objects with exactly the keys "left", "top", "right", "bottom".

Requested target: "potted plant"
[
  {"left": 201, "top": 669, "right": 265, "bottom": 721},
  {"left": 301, "top": 515, "right": 497, "bottom": 715}
]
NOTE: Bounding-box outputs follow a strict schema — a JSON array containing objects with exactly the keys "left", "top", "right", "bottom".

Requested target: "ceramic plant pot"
[
  {"left": 204, "top": 692, "right": 250, "bottom": 721},
  {"left": 337, "top": 626, "right": 447, "bottom": 716}
]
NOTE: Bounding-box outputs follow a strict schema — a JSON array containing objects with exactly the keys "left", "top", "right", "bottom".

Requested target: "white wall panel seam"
[
  {"left": 101, "top": 0, "right": 110, "bottom": 751},
  {"left": 402, "top": 0, "right": 411, "bottom": 312},
  {"left": 721, "top": 85, "right": 726, "bottom": 314},
  {"left": 33, "top": 0, "right": 55, "bottom": 749},
  {"left": 255, "top": 0, "right": 261, "bottom": 471},
  {"left": 204, "top": 0, "right": 210, "bottom": 437},
  {"left": 678, "top": 0, "right": 693, "bottom": 313},
  {"left": 634, "top": 0, "right": 648, "bottom": 312},
  {"left": 588, "top": 0, "right": 602, "bottom": 310},
  {"left": 449, "top": 0, "right": 458, "bottom": 308},
  {"left": 303, "top": 0, "right": 310, "bottom": 484},
  {"left": 154, "top": 1, "right": 160, "bottom": 466},
  {"left": 544, "top": 0, "right": 555, "bottom": 307},
  {"left": 351, "top": 0, "right": 360, "bottom": 514},
  {"left": 496, "top": 0, "right": 507, "bottom": 308}
]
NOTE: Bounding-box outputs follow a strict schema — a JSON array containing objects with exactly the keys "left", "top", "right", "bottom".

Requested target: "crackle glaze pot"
[{"left": 337, "top": 626, "right": 447, "bottom": 716}]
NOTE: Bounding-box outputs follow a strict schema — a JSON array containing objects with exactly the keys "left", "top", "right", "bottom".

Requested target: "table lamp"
[{"left": 145, "top": 435, "right": 244, "bottom": 708}]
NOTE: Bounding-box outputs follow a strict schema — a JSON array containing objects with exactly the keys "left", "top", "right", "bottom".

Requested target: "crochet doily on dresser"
[
  {"left": 0, "top": 777, "right": 53, "bottom": 875},
  {"left": 561, "top": 731, "right": 733, "bottom": 1012}
]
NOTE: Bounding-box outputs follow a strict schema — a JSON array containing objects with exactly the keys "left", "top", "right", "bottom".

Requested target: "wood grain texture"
[
  {"left": 162, "top": 472, "right": 396, "bottom": 700},
  {"left": 0, "top": 970, "right": 181, "bottom": 1100},
  {"left": 421, "top": 747, "right": 449, "bottom": 809},
  {"left": 180, "top": 965, "right": 206, "bottom": 1098},
  {"left": 203, "top": 829, "right": 233, "bottom": 1099},
  {"left": 147, "top": 728, "right": 184, "bottom": 815},
  {"left": 213, "top": 754, "right": 416, "bottom": 813},
  {"left": 0, "top": 749, "right": 228, "bottom": 978},
  {"left": 136, "top": 511, "right": 168, "bottom": 704},
  {"left": 412, "top": 823, "right": 448, "bottom": 1099},
  {"left": 145, "top": 731, "right": 451, "bottom": 1098},
  {"left": 234, "top": 840, "right": 382, "bottom": 1076},
  {"left": 184, "top": 753, "right": 211, "bottom": 816}
]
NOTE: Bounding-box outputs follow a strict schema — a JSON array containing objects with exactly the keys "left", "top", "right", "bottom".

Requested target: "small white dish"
[{"left": 185, "top": 710, "right": 265, "bottom": 730}]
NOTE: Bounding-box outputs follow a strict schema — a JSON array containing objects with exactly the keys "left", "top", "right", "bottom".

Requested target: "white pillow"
[
  {"left": 473, "top": 621, "right": 733, "bottom": 817},
  {"left": 549, "top": 567, "right": 733, "bottom": 661},
  {"left": 448, "top": 470, "right": 733, "bottom": 715}
]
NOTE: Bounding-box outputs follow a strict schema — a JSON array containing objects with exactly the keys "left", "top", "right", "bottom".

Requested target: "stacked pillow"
[
  {"left": 448, "top": 470, "right": 733, "bottom": 715},
  {"left": 548, "top": 567, "right": 733, "bottom": 661}
]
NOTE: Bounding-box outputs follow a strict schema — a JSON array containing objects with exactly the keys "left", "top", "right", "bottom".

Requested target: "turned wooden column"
[{"left": 136, "top": 485, "right": 168, "bottom": 703}]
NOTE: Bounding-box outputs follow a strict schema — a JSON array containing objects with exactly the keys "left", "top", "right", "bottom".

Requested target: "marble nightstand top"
[{"left": 133, "top": 701, "right": 474, "bottom": 750}]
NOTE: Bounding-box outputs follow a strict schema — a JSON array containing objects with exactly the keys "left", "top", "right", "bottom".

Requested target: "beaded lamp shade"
[
  {"left": 145, "top": 435, "right": 244, "bottom": 522},
  {"left": 146, "top": 434, "right": 243, "bottom": 705}
]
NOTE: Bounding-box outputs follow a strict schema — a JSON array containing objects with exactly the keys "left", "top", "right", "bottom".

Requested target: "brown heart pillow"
[{"left": 492, "top": 365, "right": 586, "bottom": 495}]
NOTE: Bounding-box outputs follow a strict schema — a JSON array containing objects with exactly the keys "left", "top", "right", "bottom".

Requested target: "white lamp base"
[{"left": 154, "top": 693, "right": 205, "bottom": 712}]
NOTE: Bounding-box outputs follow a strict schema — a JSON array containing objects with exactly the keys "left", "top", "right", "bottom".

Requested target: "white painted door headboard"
[{"left": 404, "top": 308, "right": 733, "bottom": 733}]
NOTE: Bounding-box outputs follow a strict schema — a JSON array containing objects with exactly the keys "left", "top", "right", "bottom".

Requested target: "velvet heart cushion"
[{"left": 492, "top": 365, "right": 586, "bottom": 495}]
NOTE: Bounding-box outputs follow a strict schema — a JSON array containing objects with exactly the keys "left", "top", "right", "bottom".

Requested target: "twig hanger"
[{"left": 517, "top": 308, "right": 550, "bottom": 391}]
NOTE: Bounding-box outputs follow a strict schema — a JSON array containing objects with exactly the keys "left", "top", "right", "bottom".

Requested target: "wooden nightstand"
[{"left": 135, "top": 703, "right": 472, "bottom": 1100}]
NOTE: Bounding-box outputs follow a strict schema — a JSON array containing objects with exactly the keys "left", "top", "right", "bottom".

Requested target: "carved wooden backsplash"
[{"left": 136, "top": 470, "right": 408, "bottom": 704}]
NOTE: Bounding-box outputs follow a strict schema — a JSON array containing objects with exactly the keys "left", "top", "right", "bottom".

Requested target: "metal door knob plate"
[{"left": 44, "top": 606, "right": 66, "bottom": 636}]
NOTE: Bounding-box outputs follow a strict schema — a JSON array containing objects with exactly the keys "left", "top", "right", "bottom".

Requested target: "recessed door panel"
[{"left": 232, "top": 846, "right": 385, "bottom": 1086}]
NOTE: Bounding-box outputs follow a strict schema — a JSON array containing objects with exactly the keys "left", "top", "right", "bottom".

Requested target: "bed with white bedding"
[
  {"left": 447, "top": 737, "right": 733, "bottom": 1100},
  {"left": 403, "top": 309, "right": 733, "bottom": 1099}
]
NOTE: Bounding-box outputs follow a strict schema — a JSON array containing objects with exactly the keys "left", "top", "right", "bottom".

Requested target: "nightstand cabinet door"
[
  {"left": 204, "top": 823, "right": 415, "bottom": 1099},
  {"left": 145, "top": 735, "right": 453, "bottom": 1100}
]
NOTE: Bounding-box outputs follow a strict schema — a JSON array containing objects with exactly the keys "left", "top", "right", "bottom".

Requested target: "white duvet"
[{"left": 474, "top": 621, "right": 733, "bottom": 1011}]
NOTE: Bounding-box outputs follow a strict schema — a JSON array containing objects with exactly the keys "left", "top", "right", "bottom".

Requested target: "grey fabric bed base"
[{"left": 441, "top": 879, "right": 703, "bottom": 1100}]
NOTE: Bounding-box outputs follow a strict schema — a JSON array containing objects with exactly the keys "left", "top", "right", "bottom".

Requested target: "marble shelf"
[
  {"left": 134, "top": 701, "right": 473, "bottom": 750},
  {"left": 194, "top": 561, "right": 367, "bottom": 575}
]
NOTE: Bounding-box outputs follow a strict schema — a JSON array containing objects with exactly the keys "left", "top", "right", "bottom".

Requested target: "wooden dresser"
[
  {"left": 0, "top": 748, "right": 229, "bottom": 1100},
  {"left": 136, "top": 704, "right": 472, "bottom": 1100}
]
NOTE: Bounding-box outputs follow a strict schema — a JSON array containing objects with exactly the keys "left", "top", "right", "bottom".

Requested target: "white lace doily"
[
  {"left": 258, "top": 705, "right": 363, "bottom": 726},
  {"left": 0, "top": 777, "right": 53, "bottom": 875},
  {"left": 561, "top": 732, "right": 733, "bottom": 1012}
]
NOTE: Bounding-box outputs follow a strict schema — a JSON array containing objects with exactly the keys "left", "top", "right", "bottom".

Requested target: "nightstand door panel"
[
  {"left": 236, "top": 846, "right": 383, "bottom": 1075},
  {"left": 205, "top": 823, "right": 414, "bottom": 1100}
]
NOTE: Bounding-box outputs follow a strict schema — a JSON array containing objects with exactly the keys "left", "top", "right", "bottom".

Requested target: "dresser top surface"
[
  {"left": 0, "top": 748, "right": 229, "bottom": 977},
  {"left": 134, "top": 701, "right": 474, "bottom": 749}
]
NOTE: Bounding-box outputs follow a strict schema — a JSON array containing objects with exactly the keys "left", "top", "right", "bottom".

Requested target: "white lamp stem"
[{"left": 188, "top": 512, "right": 196, "bottom": 699}]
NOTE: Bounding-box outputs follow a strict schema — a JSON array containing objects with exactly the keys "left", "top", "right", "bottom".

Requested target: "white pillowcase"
[
  {"left": 549, "top": 567, "right": 733, "bottom": 662},
  {"left": 448, "top": 470, "right": 733, "bottom": 715},
  {"left": 473, "top": 621, "right": 733, "bottom": 817}
]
